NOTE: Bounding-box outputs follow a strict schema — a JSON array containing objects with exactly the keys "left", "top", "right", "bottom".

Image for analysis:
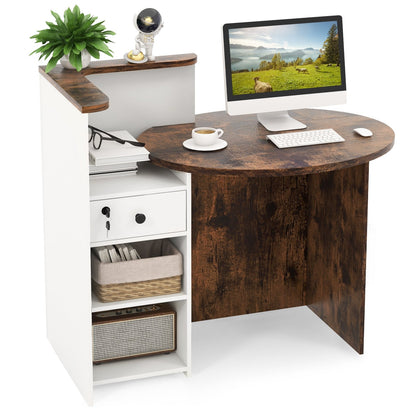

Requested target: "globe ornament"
[{"left": 136, "top": 9, "right": 162, "bottom": 33}]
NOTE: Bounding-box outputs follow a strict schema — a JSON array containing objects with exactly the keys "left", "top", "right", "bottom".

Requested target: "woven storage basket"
[{"left": 91, "top": 239, "right": 183, "bottom": 302}]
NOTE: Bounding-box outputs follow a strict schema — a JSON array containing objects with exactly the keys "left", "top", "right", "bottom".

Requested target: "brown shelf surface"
[
  {"left": 39, "top": 54, "right": 197, "bottom": 114},
  {"left": 142, "top": 109, "right": 394, "bottom": 176}
]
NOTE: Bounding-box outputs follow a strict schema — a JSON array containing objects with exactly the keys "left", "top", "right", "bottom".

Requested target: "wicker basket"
[{"left": 91, "top": 239, "right": 183, "bottom": 302}]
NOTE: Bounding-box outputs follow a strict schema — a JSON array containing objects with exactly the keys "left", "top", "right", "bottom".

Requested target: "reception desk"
[{"left": 39, "top": 56, "right": 393, "bottom": 404}]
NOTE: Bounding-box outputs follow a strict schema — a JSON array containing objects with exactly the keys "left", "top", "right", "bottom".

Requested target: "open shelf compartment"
[{"left": 92, "top": 299, "right": 190, "bottom": 386}]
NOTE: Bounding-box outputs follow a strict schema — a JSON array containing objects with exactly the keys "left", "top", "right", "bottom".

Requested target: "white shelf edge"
[
  {"left": 91, "top": 291, "right": 188, "bottom": 312},
  {"left": 93, "top": 352, "right": 188, "bottom": 386},
  {"left": 90, "top": 230, "right": 188, "bottom": 247},
  {"left": 89, "top": 186, "right": 188, "bottom": 201},
  {"left": 89, "top": 163, "right": 187, "bottom": 200}
]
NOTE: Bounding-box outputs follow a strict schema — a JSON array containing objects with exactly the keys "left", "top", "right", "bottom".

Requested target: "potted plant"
[{"left": 30, "top": 5, "right": 115, "bottom": 72}]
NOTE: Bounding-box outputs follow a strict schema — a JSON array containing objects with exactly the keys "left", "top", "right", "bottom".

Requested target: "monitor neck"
[{"left": 257, "top": 111, "right": 307, "bottom": 132}]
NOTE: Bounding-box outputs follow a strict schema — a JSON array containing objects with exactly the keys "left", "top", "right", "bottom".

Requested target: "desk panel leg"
[
  {"left": 191, "top": 174, "right": 308, "bottom": 321},
  {"left": 306, "top": 164, "right": 369, "bottom": 354}
]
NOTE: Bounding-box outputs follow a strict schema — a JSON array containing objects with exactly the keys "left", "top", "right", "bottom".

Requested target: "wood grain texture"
[
  {"left": 39, "top": 54, "right": 197, "bottom": 113},
  {"left": 192, "top": 174, "right": 308, "bottom": 321},
  {"left": 191, "top": 166, "right": 370, "bottom": 353},
  {"left": 143, "top": 109, "right": 394, "bottom": 176},
  {"left": 305, "top": 164, "right": 369, "bottom": 353}
]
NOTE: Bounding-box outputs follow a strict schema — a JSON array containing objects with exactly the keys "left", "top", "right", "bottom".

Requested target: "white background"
[{"left": 2, "top": 0, "right": 415, "bottom": 413}]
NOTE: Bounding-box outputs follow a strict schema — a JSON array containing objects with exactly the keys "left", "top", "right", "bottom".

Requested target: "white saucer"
[{"left": 183, "top": 138, "right": 228, "bottom": 152}]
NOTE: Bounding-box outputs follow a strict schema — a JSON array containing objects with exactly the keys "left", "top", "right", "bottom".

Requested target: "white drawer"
[{"left": 90, "top": 191, "right": 186, "bottom": 243}]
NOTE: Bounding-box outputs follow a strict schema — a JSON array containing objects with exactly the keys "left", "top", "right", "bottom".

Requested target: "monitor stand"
[{"left": 257, "top": 111, "right": 307, "bottom": 132}]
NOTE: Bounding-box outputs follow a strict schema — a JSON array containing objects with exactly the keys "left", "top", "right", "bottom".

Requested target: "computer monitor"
[{"left": 223, "top": 15, "right": 346, "bottom": 131}]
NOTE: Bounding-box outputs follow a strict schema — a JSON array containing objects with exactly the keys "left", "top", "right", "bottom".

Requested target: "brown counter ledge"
[{"left": 39, "top": 53, "right": 197, "bottom": 114}]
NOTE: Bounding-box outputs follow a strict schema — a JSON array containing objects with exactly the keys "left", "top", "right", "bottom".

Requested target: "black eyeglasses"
[{"left": 88, "top": 125, "right": 145, "bottom": 150}]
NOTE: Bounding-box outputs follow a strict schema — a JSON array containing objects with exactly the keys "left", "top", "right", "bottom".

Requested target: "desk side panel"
[
  {"left": 305, "top": 164, "right": 369, "bottom": 354},
  {"left": 40, "top": 76, "right": 93, "bottom": 404}
]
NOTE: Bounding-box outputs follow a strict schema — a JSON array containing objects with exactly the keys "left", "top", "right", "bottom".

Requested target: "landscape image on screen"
[{"left": 229, "top": 21, "right": 342, "bottom": 95}]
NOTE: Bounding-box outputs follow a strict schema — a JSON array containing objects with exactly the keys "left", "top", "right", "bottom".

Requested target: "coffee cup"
[{"left": 192, "top": 127, "right": 224, "bottom": 146}]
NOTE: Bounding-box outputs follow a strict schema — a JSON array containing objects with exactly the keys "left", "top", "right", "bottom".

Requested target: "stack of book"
[
  {"left": 89, "top": 130, "right": 149, "bottom": 166},
  {"left": 92, "top": 244, "right": 141, "bottom": 263}
]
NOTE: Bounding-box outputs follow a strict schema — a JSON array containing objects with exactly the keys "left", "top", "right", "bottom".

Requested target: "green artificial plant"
[{"left": 30, "top": 5, "right": 115, "bottom": 72}]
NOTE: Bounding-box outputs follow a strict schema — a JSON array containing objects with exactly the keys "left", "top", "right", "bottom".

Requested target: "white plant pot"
[{"left": 60, "top": 50, "right": 91, "bottom": 70}]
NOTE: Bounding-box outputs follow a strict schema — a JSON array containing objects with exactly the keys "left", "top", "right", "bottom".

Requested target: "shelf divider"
[
  {"left": 91, "top": 291, "right": 187, "bottom": 313},
  {"left": 93, "top": 352, "right": 187, "bottom": 386}
]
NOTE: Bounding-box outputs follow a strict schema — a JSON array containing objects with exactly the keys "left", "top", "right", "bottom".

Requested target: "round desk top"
[{"left": 140, "top": 109, "right": 394, "bottom": 176}]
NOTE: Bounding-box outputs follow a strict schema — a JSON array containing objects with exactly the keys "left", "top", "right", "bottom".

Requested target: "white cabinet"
[
  {"left": 89, "top": 164, "right": 192, "bottom": 392},
  {"left": 39, "top": 56, "right": 195, "bottom": 405}
]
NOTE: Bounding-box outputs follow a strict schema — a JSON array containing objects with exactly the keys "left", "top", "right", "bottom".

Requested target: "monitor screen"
[{"left": 223, "top": 15, "right": 346, "bottom": 102}]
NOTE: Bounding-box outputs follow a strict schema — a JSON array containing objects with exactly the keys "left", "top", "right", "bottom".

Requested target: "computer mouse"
[{"left": 354, "top": 128, "right": 373, "bottom": 137}]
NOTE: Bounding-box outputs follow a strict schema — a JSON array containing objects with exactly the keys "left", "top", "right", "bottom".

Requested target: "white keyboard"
[{"left": 267, "top": 128, "right": 345, "bottom": 149}]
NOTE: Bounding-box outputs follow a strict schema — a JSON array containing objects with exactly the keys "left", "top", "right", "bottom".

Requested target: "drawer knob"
[{"left": 135, "top": 213, "right": 146, "bottom": 224}]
